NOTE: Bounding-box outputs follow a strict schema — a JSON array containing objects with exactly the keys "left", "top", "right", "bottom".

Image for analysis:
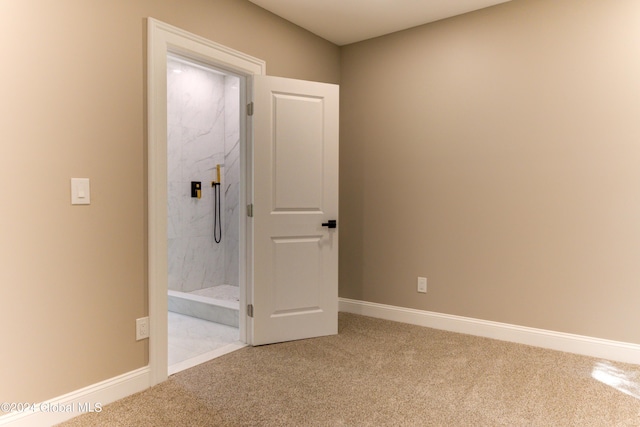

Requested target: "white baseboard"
[
  {"left": 339, "top": 298, "right": 640, "bottom": 365},
  {"left": 2, "top": 301, "right": 637, "bottom": 427},
  {"left": 0, "top": 367, "right": 150, "bottom": 427}
]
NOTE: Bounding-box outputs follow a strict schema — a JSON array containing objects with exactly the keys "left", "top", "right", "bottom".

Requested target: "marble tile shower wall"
[
  {"left": 224, "top": 76, "right": 240, "bottom": 289},
  {"left": 167, "top": 58, "right": 239, "bottom": 293}
]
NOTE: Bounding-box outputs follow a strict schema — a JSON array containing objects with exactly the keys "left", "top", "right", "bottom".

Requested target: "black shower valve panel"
[{"left": 191, "top": 181, "right": 202, "bottom": 199}]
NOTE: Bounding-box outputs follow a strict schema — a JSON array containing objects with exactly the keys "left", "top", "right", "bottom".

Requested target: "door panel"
[
  {"left": 272, "top": 93, "right": 324, "bottom": 210},
  {"left": 271, "top": 236, "right": 322, "bottom": 314},
  {"left": 252, "top": 75, "right": 339, "bottom": 346}
]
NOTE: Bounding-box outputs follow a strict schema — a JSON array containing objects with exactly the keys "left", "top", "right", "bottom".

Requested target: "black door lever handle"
[{"left": 322, "top": 220, "right": 337, "bottom": 229}]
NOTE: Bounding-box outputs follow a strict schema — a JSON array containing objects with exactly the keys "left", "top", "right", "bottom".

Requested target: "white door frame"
[{"left": 147, "top": 18, "right": 265, "bottom": 386}]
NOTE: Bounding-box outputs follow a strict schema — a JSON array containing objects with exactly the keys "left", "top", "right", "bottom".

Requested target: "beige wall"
[
  {"left": 3, "top": 0, "right": 640, "bottom": 410},
  {"left": 340, "top": 0, "right": 640, "bottom": 344},
  {"left": 0, "top": 0, "right": 339, "bottom": 405}
]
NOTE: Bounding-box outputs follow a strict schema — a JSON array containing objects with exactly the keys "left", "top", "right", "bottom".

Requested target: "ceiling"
[{"left": 248, "top": 0, "right": 512, "bottom": 46}]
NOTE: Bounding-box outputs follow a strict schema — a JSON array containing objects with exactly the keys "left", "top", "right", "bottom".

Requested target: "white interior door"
[{"left": 252, "top": 75, "right": 339, "bottom": 346}]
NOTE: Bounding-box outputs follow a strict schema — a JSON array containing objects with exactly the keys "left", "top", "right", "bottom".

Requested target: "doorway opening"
[
  {"left": 165, "top": 54, "right": 245, "bottom": 374},
  {"left": 147, "top": 18, "right": 265, "bottom": 386},
  {"left": 148, "top": 18, "right": 339, "bottom": 387}
]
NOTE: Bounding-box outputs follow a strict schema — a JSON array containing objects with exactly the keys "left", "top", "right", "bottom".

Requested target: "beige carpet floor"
[{"left": 59, "top": 313, "right": 640, "bottom": 426}]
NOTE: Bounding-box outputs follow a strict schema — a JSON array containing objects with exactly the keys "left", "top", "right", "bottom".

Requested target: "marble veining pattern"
[
  {"left": 224, "top": 76, "right": 240, "bottom": 288},
  {"left": 167, "top": 56, "right": 240, "bottom": 292}
]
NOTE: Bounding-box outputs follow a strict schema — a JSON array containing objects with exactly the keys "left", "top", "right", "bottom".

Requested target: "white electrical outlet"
[
  {"left": 417, "top": 277, "right": 427, "bottom": 293},
  {"left": 136, "top": 317, "right": 149, "bottom": 341}
]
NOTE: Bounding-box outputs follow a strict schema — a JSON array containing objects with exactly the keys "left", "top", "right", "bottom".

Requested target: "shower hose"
[{"left": 213, "top": 183, "right": 222, "bottom": 243}]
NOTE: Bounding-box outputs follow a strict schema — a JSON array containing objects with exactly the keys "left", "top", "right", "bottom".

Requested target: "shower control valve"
[{"left": 191, "top": 181, "right": 202, "bottom": 199}]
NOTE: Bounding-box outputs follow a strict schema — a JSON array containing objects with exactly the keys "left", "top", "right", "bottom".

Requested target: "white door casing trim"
[
  {"left": 147, "top": 18, "right": 265, "bottom": 386},
  {"left": 339, "top": 298, "right": 640, "bottom": 365}
]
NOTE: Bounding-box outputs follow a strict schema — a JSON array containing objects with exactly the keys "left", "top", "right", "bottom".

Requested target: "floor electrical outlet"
[
  {"left": 417, "top": 277, "right": 427, "bottom": 293},
  {"left": 136, "top": 317, "right": 150, "bottom": 341}
]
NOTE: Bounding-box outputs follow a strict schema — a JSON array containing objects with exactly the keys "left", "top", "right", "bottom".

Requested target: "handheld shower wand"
[{"left": 211, "top": 164, "right": 223, "bottom": 244}]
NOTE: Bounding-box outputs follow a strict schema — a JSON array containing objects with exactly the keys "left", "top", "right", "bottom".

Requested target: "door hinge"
[
  {"left": 247, "top": 102, "right": 254, "bottom": 116},
  {"left": 247, "top": 203, "right": 254, "bottom": 217},
  {"left": 247, "top": 304, "right": 254, "bottom": 317}
]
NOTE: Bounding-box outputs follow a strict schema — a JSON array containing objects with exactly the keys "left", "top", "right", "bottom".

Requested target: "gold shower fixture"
[{"left": 211, "top": 164, "right": 221, "bottom": 187}]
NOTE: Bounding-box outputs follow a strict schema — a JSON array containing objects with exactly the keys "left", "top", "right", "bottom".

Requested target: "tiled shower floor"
[{"left": 168, "top": 285, "right": 244, "bottom": 375}]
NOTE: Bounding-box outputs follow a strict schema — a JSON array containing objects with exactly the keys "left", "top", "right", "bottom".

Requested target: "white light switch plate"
[{"left": 71, "top": 178, "right": 90, "bottom": 205}]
